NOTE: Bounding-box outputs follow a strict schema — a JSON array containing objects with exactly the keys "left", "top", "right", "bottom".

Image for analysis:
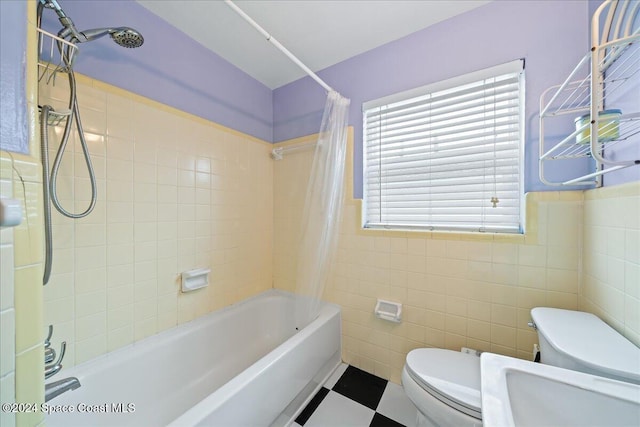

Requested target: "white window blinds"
[{"left": 363, "top": 60, "right": 524, "bottom": 233}]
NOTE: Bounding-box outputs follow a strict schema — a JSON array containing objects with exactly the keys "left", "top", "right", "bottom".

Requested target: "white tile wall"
[
  {"left": 0, "top": 168, "right": 16, "bottom": 427},
  {"left": 1, "top": 151, "right": 46, "bottom": 427},
  {"left": 582, "top": 182, "right": 640, "bottom": 345}
]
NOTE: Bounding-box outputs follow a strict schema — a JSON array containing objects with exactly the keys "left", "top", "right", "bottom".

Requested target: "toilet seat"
[{"left": 405, "top": 348, "right": 482, "bottom": 419}]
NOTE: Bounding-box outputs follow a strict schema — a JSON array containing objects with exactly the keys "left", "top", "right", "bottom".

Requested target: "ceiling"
[{"left": 136, "top": 0, "right": 491, "bottom": 89}]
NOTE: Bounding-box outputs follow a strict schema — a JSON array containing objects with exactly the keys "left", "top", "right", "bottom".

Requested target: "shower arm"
[
  {"left": 224, "top": 0, "right": 336, "bottom": 95},
  {"left": 39, "top": 0, "right": 84, "bottom": 42}
]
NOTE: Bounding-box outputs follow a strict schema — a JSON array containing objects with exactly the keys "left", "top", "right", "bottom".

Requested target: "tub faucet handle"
[
  {"left": 45, "top": 341, "right": 66, "bottom": 379},
  {"left": 45, "top": 362, "right": 63, "bottom": 379},
  {"left": 45, "top": 346, "right": 56, "bottom": 364}
]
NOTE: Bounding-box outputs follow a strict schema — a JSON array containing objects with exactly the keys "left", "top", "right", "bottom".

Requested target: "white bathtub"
[{"left": 46, "top": 290, "right": 341, "bottom": 426}]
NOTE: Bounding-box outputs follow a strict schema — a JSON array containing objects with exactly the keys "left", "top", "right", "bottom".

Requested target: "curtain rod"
[{"left": 224, "top": 0, "right": 335, "bottom": 94}]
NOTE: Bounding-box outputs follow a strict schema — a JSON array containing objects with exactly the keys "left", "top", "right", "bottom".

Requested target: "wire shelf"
[
  {"left": 37, "top": 27, "right": 77, "bottom": 85},
  {"left": 541, "top": 112, "right": 640, "bottom": 160},
  {"left": 539, "top": 0, "right": 640, "bottom": 186},
  {"left": 540, "top": 34, "right": 639, "bottom": 118},
  {"left": 38, "top": 105, "right": 72, "bottom": 127}
]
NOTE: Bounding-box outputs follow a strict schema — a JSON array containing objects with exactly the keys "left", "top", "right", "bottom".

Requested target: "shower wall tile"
[
  {"left": 12, "top": 181, "right": 44, "bottom": 268},
  {"left": 14, "top": 263, "right": 43, "bottom": 356},
  {"left": 107, "top": 325, "right": 134, "bottom": 352},
  {"left": 0, "top": 372, "right": 15, "bottom": 427},
  {"left": 0, "top": 244, "right": 14, "bottom": 311},
  {"left": 0, "top": 310, "right": 15, "bottom": 377},
  {"left": 41, "top": 74, "right": 273, "bottom": 368},
  {"left": 75, "top": 83, "right": 107, "bottom": 112},
  {"left": 2, "top": 151, "right": 45, "bottom": 426},
  {"left": 75, "top": 334, "right": 106, "bottom": 365},
  {"left": 43, "top": 294, "right": 74, "bottom": 324},
  {"left": 15, "top": 347, "right": 43, "bottom": 426}
]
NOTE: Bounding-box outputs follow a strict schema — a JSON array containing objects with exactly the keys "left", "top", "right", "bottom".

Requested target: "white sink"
[{"left": 480, "top": 353, "right": 640, "bottom": 427}]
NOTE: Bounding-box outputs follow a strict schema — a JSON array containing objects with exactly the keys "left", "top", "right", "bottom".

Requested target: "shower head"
[
  {"left": 42, "top": 1, "right": 144, "bottom": 48},
  {"left": 76, "top": 27, "right": 144, "bottom": 48},
  {"left": 110, "top": 28, "right": 145, "bottom": 49}
]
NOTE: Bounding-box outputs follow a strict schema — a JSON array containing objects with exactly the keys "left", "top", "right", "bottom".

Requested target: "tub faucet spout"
[{"left": 45, "top": 377, "right": 81, "bottom": 402}]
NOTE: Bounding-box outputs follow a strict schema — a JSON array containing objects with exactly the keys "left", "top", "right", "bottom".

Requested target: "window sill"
[
  {"left": 358, "top": 220, "right": 526, "bottom": 244},
  {"left": 347, "top": 191, "right": 582, "bottom": 246}
]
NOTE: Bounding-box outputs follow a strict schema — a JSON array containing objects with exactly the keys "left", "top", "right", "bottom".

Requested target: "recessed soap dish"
[{"left": 181, "top": 268, "right": 210, "bottom": 292}]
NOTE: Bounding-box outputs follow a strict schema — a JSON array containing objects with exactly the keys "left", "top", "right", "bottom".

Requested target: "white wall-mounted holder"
[
  {"left": 181, "top": 268, "right": 211, "bottom": 292},
  {"left": 0, "top": 198, "right": 22, "bottom": 227},
  {"left": 374, "top": 299, "right": 402, "bottom": 323}
]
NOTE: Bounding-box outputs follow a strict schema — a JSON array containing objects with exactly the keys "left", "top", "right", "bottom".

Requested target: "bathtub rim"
[
  {"left": 168, "top": 293, "right": 341, "bottom": 426},
  {"left": 46, "top": 289, "right": 342, "bottom": 427}
]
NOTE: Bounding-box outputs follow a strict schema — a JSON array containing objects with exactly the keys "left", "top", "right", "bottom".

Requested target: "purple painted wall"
[
  {"left": 0, "top": 0, "right": 28, "bottom": 154},
  {"left": 35, "top": 0, "right": 636, "bottom": 191},
  {"left": 39, "top": 0, "right": 273, "bottom": 142},
  {"left": 273, "top": 0, "right": 621, "bottom": 197}
]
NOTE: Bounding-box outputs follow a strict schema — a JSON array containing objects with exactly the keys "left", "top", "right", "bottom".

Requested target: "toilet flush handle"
[{"left": 528, "top": 321, "right": 537, "bottom": 330}]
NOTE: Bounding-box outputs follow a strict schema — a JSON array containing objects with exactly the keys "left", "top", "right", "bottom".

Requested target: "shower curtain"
[{"left": 294, "top": 91, "right": 350, "bottom": 329}]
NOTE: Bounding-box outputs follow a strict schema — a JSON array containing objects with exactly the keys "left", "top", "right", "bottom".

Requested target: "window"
[{"left": 363, "top": 60, "right": 524, "bottom": 233}]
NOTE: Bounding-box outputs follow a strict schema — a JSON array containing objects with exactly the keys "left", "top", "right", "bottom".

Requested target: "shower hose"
[{"left": 40, "top": 67, "right": 97, "bottom": 285}]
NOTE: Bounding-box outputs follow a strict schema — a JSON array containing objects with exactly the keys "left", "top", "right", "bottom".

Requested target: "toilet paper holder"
[{"left": 374, "top": 299, "right": 402, "bottom": 323}]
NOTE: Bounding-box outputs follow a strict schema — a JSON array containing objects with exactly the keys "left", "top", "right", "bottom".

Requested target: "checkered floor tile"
[{"left": 294, "top": 364, "right": 418, "bottom": 427}]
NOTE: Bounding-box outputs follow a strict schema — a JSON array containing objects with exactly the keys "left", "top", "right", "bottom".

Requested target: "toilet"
[
  {"left": 402, "top": 307, "right": 640, "bottom": 426},
  {"left": 402, "top": 348, "right": 482, "bottom": 427}
]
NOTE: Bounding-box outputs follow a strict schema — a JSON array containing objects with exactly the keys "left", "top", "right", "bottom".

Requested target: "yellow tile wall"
[
  {"left": 273, "top": 134, "right": 319, "bottom": 292},
  {"left": 581, "top": 182, "right": 640, "bottom": 345},
  {"left": 0, "top": 2, "right": 45, "bottom": 425},
  {"left": 39, "top": 74, "right": 274, "bottom": 368},
  {"left": 274, "top": 130, "right": 584, "bottom": 384},
  {"left": 0, "top": 155, "right": 18, "bottom": 427}
]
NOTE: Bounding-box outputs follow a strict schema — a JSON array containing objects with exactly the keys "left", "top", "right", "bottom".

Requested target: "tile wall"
[
  {"left": 0, "top": 3, "right": 45, "bottom": 424},
  {"left": 273, "top": 134, "right": 320, "bottom": 292},
  {"left": 274, "top": 131, "right": 585, "bottom": 384},
  {"left": 39, "top": 74, "right": 274, "bottom": 368},
  {"left": 0, "top": 156, "right": 18, "bottom": 427},
  {"left": 2, "top": 155, "right": 45, "bottom": 427},
  {"left": 581, "top": 182, "right": 640, "bottom": 346},
  {"left": 0, "top": 154, "right": 46, "bottom": 427}
]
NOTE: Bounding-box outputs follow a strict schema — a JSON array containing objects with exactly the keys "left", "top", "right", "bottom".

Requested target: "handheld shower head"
[
  {"left": 77, "top": 27, "right": 144, "bottom": 48},
  {"left": 111, "top": 28, "right": 144, "bottom": 48}
]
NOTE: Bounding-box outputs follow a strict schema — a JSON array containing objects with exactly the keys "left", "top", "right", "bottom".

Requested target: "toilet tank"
[{"left": 530, "top": 307, "right": 640, "bottom": 384}]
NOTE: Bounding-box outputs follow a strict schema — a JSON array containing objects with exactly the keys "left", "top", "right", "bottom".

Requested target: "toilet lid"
[
  {"left": 531, "top": 307, "right": 640, "bottom": 382},
  {"left": 406, "top": 348, "right": 482, "bottom": 418}
]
